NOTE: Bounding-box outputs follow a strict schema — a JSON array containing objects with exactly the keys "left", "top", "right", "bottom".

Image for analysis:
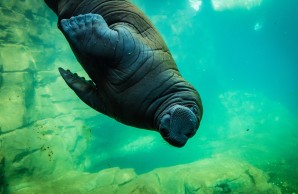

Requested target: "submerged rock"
[
  {"left": 7, "top": 157, "right": 281, "bottom": 194},
  {"left": 0, "top": 64, "right": 3, "bottom": 88},
  {"left": 0, "top": 72, "right": 28, "bottom": 132},
  {"left": 0, "top": 155, "right": 5, "bottom": 193}
]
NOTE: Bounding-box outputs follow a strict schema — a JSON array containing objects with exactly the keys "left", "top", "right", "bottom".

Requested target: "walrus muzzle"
[{"left": 159, "top": 105, "right": 199, "bottom": 147}]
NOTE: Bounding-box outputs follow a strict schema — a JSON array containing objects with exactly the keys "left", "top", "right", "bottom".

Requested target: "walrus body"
[{"left": 45, "top": 0, "right": 203, "bottom": 147}]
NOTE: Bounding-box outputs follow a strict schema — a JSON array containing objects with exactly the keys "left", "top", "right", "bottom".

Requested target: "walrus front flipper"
[
  {"left": 60, "top": 13, "right": 119, "bottom": 59},
  {"left": 58, "top": 67, "right": 106, "bottom": 114}
]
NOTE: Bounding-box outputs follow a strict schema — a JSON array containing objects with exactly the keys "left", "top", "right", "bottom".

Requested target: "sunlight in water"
[
  {"left": 189, "top": 0, "right": 202, "bottom": 11},
  {"left": 211, "top": 0, "right": 262, "bottom": 11},
  {"left": 254, "top": 21, "right": 263, "bottom": 31}
]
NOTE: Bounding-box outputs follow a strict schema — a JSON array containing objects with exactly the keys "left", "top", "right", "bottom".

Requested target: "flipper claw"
[{"left": 58, "top": 67, "right": 105, "bottom": 113}]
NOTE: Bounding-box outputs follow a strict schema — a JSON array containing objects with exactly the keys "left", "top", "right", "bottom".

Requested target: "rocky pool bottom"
[{"left": 0, "top": 154, "right": 289, "bottom": 194}]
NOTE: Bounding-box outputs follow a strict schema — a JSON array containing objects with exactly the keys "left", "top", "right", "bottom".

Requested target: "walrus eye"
[{"left": 190, "top": 106, "right": 198, "bottom": 115}]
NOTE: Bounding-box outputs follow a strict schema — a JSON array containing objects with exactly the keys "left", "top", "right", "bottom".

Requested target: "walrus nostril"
[{"left": 185, "top": 132, "right": 192, "bottom": 138}]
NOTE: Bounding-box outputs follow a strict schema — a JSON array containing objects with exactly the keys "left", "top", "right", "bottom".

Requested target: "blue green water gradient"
[{"left": 0, "top": 0, "right": 297, "bottom": 193}]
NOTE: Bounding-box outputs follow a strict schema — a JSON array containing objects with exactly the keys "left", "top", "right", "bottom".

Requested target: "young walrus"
[{"left": 44, "top": 0, "right": 203, "bottom": 147}]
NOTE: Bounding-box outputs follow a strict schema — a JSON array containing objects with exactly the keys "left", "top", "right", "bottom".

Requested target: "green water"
[{"left": 0, "top": 0, "right": 297, "bottom": 193}]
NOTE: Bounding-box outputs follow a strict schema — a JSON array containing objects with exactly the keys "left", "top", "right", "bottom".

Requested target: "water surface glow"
[
  {"left": 189, "top": 0, "right": 202, "bottom": 11},
  {"left": 211, "top": 0, "right": 262, "bottom": 10}
]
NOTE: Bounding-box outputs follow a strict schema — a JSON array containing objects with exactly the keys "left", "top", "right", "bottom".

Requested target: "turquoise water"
[{"left": 0, "top": 0, "right": 297, "bottom": 193}]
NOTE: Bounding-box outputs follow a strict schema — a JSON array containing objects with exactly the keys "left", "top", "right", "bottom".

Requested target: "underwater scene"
[{"left": 0, "top": 0, "right": 297, "bottom": 193}]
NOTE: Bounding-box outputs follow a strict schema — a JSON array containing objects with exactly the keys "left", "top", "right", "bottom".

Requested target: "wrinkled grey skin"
[{"left": 45, "top": 0, "right": 203, "bottom": 147}]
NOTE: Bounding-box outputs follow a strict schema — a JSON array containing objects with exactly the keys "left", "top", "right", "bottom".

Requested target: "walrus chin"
[
  {"left": 164, "top": 135, "right": 189, "bottom": 148},
  {"left": 158, "top": 105, "right": 199, "bottom": 148}
]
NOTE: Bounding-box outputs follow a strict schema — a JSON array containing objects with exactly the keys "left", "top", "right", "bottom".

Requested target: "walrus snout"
[{"left": 159, "top": 105, "right": 199, "bottom": 147}]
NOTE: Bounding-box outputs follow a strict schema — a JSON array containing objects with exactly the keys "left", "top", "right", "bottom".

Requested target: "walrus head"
[{"left": 158, "top": 105, "right": 199, "bottom": 147}]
